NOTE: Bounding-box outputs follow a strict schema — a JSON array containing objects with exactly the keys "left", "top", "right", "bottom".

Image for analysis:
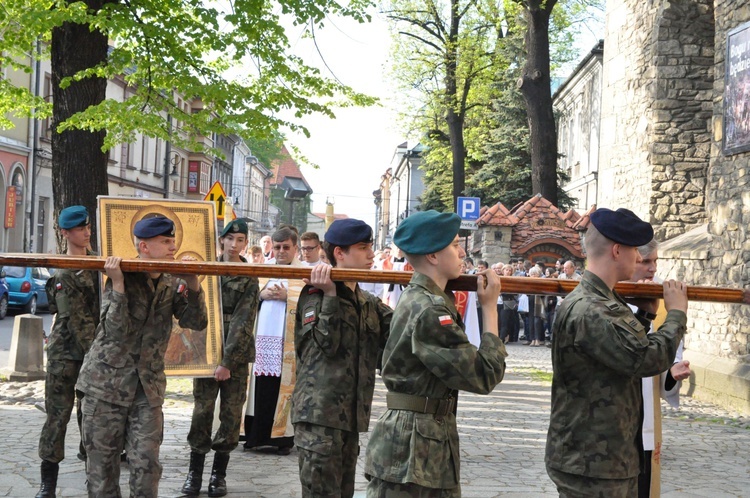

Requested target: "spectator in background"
[
  {"left": 260, "top": 235, "right": 274, "bottom": 262},
  {"left": 248, "top": 245, "right": 264, "bottom": 264},
  {"left": 560, "top": 260, "right": 582, "bottom": 281},
  {"left": 464, "top": 257, "right": 477, "bottom": 274},
  {"left": 527, "top": 266, "right": 546, "bottom": 346},
  {"left": 299, "top": 232, "right": 322, "bottom": 266},
  {"left": 318, "top": 247, "right": 330, "bottom": 264},
  {"left": 499, "top": 264, "right": 519, "bottom": 343}
]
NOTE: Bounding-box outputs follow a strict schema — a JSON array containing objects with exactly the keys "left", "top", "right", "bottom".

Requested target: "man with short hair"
[
  {"left": 464, "top": 257, "right": 476, "bottom": 274},
  {"left": 559, "top": 260, "right": 581, "bottom": 281},
  {"left": 77, "top": 216, "right": 208, "bottom": 497},
  {"left": 293, "top": 219, "right": 392, "bottom": 497},
  {"left": 36, "top": 206, "right": 100, "bottom": 498},
  {"left": 182, "top": 219, "right": 259, "bottom": 497},
  {"left": 546, "top": 208, "right": 688, "bottom": 497},
  {"left": 244, "top": 226, "right": 302, "bottom": 454},
  {"left": 299, "top": 231, "right": 322, "bottom": 266},
  {"left": 365, "top": 210, "right": 507, "bottom": 496}
]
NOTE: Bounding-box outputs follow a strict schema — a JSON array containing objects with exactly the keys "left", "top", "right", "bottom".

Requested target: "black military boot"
[
  {"left": 35, "top": 460, "right": 58, "bottom": 498},
  {"left": 180, "top": 451, "right": 205, "bottom": 497},
  {"left": 207, "top": 452, "right": 230, "bottom": 497}
]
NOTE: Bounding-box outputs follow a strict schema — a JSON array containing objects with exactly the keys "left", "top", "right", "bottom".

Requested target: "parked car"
[
  {"left": 0, "top": 269, "right": 9, "bottom": 320},
  {"left": 2, "top": 266, "right": 51, "bottom": 315}
]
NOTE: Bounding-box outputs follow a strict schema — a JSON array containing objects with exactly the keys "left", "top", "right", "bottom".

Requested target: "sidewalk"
[{"left": 1, "top": 343, "right": 748, "bottom": 497}]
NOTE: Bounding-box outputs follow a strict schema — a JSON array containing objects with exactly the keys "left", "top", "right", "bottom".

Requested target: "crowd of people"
[{"left": 34, "top": 204, "right": 688, "bottom": 498}]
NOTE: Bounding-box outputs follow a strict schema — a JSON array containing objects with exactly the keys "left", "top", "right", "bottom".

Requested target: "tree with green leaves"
[
  {"left": 0, "top": 0, "right": 375, "bottom": 249},
  {"left": 469, "top": 3, "right": 577, "bottom": 210},
  {"left": 384, "top": 0, "right": 505, "bottom": 212},
  {"left": 513, "top": 0, "right": 601, "bottom": 206},
  {"left": 391, "top": 0, "right": 600, "bottom": 212}
]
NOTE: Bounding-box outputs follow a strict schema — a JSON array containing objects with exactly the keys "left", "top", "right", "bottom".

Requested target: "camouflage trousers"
[
  {"left": 366, "top": 476, "right": 460, "bottom": 498},
  {"left": 39, "top": 359, "right": 85, "bottom": 463},
  {"left": 187, "top": 366, "right": 248, "bottom": 454},
  {"left": 81, "top": 383, "right": 164, "bottom": 498},
  {"left": 546, "top": 467, "right": 638, "bottom": 498},
  {"left": 295, "top": 422, "right": 359, "bottom": 498}
]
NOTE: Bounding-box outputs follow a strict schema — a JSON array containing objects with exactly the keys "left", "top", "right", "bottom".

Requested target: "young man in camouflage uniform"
[
  {"left": 77, "top": 216, "right": 208, "bottom": 497},
  {"left": 182, "top": 219, "right": 259, "bottom": 497},
  {"left": 545, "top": 208, "right": 688, "bottom": 497},
  {"left": 292, "top": 219, "right": 392, "bottom": 498},
  {"left": 36, "top": 206, "right": 100, "bottom": 498},
  {"left": 365, "top": 210, "right": 507, "bottom": 497}
]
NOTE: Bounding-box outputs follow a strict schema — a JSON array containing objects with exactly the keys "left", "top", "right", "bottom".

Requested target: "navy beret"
[
  {"left": 589, "top": 208, "right": 653, "bottom": 246},
  {"left": 393, "top": 210, "right": 461, "bottom": 255},
  {"left": 133, "top": 216, "right": 175, "bottom": 239},
  {"left": 325, "top": 219, "right": 372, "bottom": 246},
  {"left": 220, "top": 219, "right": 248, "bottom": 238},
  {"left": 58, "top": 206, "right": 90, "bottom": 229}
]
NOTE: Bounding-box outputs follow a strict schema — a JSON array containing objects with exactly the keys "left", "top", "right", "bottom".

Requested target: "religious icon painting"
[{"left": 97, "top": 196, "right": 222, "bottom": 377}]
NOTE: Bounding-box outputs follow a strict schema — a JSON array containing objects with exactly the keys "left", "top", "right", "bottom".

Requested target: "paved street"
[{"left": 1, "top": 341, "right": 748, "bottom": 497}]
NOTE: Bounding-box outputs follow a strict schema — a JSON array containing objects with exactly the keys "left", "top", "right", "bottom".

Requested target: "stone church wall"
[
  {"left": 604, "top": 0, "right": 750, "bottom": 413},
  {"left": 600, "top": 0, "right": 713, "bottom": 240}
]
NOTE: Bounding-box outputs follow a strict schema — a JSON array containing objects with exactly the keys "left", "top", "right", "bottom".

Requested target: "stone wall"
[
  {"left": 599, "top": 0, "right": 658, "bottom": 220},
  {"left": 600, "top": 0, "right": 713, "bottom": 240},
  {"left": 474, "top": 226, "right": 514, "bottom": 265},
  {"left": 604, "top": 0, "right": 750, "bottom": 413},
  {"left": 649, "top": 0, "right": 714, "bottom": 240}
]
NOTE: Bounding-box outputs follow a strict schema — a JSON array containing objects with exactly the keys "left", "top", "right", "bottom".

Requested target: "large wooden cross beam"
[{"left": 1, "top": 254, "right": 747, "bottom": 304}]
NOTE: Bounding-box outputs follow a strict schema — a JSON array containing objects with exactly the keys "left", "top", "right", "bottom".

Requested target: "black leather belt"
[{"left": 386, "top": 392, "right": 454, "bottom": 416}]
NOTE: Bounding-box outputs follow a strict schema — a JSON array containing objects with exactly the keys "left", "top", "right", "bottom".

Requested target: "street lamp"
[{"left": 163, "top": 152, "right": 181, "bottom": 198}]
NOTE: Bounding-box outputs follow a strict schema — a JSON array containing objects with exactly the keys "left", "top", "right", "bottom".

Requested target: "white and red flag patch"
[{"left": 438, "top": 315, "right": 453, "bottom": 326}]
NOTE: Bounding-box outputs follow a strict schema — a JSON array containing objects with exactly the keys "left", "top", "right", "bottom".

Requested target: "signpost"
[
  {"left": 204, "top": 181, "right": 234, "bottom": 221},
  {"left": 457, "top": 196, "right": 480, "bottom": 230}
]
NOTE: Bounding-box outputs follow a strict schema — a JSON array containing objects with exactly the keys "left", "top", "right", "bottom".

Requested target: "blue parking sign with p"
[{"left": 457, "top": 197, "right": 481, "bottom": 220}]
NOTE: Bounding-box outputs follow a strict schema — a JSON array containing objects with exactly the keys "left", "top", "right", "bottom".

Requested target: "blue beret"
[
  {"left": 133, "top": 216, "right": 175, "bottom": 239},
  {"left": 58, "top": 206, "right": 90, "bottom": 229},
  {"left": 393, "top": 210, "right": 461, "bottom": 255},
  {"left": 325, "top": 219, "right": 372, "bottom": 246},
  {"left": 589, "top": 208, "right": 653, "bottom": 246},
  {"left": 220, "top": 219, "right": 248, "bottom": 238}
]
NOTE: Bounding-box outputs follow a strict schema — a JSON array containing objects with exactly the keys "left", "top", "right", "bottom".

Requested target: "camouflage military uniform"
[
  {"left": 545, "top": 271, "right": 687, "bottom": 497},
  {"left": 292, "top": 281, "right": 392, "bottom": 498},
  {"left": 77, "top": 272, "right": 208, "bottom": 497},
  {"left": 188, "top": 259, "right": 259, "bottom": 454},
  {"left": 39, "top": 265, "right": 100, "bottom": 463},
  {"left": 365, "top": 272, "right": 507, "bottom": 497}
]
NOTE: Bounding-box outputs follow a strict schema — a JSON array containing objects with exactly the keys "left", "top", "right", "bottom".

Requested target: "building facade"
[{"left": 554, "top": 41, "right": 603, "bottom": 212}]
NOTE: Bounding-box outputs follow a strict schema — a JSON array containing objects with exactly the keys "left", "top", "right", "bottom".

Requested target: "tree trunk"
[
  {"left": 51, "top": 0, "right": 111, "bottom": 252},
  {"left": 446, "top": 0, "right": 465, "bottom": 212},
  {"left": 519, "top": 0, "right": 558, "bottom": 207},
  {"left": 447, "top": 109, "right": 467, "bottom": 209}
]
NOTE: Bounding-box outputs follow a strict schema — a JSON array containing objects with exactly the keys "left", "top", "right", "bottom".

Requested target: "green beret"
[
  {"left": 590, "top": 208, "right": 653, "bottom": 246},
  {"left": 220, "top": 219, "right": 248, "bottom": 238},
  {"left": 58, "top": 206, "right": 90, "bottom": 229},
  {"left": 393, "top": 210, "right": 461, "bottom": 255}
]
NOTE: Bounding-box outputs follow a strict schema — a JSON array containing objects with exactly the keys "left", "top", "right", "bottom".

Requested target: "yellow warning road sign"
[{"left": 204, "top": 181, "right": 230, "bottom": 220}]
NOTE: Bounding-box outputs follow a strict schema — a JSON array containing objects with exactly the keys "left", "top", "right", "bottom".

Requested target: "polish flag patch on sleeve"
[
  {"left": 303, "top": 309, "right": 316, "bottom": 325},
  {"left": 177, "top": 283, "right": 186, "bottom": 294},
  {"left": 438, "top": 315, "right": 453, "bottom": 326},
  {"left": 56, "top": 282, "right": 63, "bottom": 290}
]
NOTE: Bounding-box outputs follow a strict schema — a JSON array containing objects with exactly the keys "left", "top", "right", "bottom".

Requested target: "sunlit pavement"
[{"left": 1, "top": 342, "right": 748, "bottom": 497}]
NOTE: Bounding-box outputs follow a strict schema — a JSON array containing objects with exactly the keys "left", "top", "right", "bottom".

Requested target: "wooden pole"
[{"left": 1, "top": 253, "right": 748, "bottom": 304}]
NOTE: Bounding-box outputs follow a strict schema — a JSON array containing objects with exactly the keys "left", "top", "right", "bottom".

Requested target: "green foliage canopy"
[{"left": 0, "top": 0, "right": 378, "bottom": 151}]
